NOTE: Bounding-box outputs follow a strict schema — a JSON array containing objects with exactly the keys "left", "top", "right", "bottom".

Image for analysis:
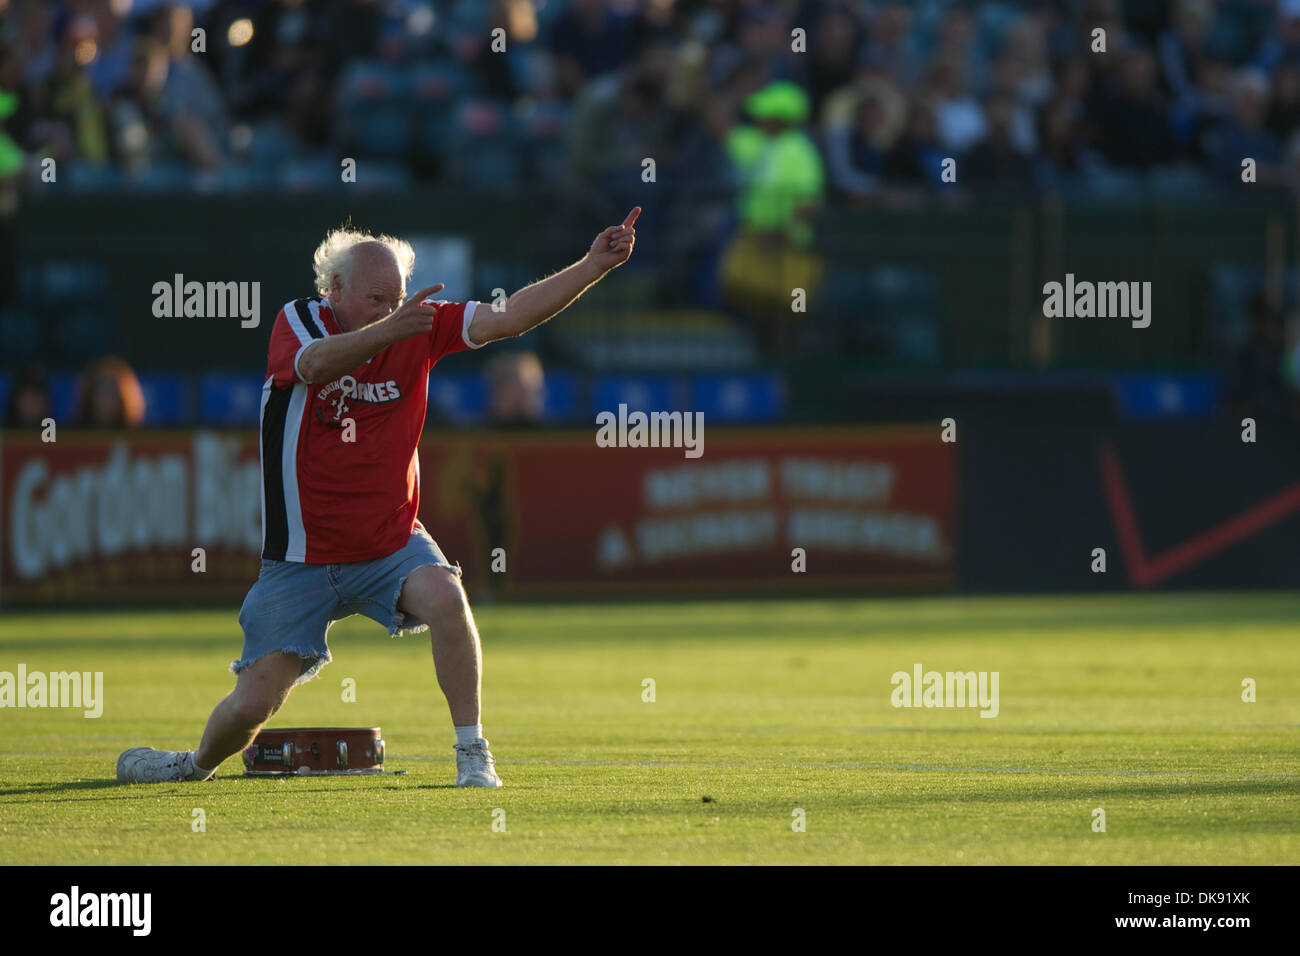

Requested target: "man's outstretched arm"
[{"left": 467, "top": 206, "right": 640, "bottom": 347}]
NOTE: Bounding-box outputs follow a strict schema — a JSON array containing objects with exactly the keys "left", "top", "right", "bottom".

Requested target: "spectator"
[
  {"left": 4, "top": 365, "right": 52, "bottom": 428},
  {"left": 803, "top": 1, "right": 866, "bottom": 118},
  {"left": 708, "top": 2, "right": 802, "bottom": 93},
  {"left": 1267, "top": 64, "right": 1300, "bottom": 143},
  {"left": 1205, "top": 69, "right": 1285, "bottom": 186},
  {"left": 1089, "top": 47, "right": 1178, "bottom": 170},
  {"left": 859, "top": 3, "right": 923, "bottom": 89},
  {"left": 825, "top": 85, "right": 906, "bottom": 202},
  {"left": 0, "top": 61, "right": 24, "bottom": 306},
  {"left": 925, "top": 60, "right": 986, "bottom": 155},
  {"left": 74, "top": 356, "right": 145, "bottom": 428},
  {"left": 1035, "top": 95, "right": 1092, "bottom": 188},
  {"left": 929, "top": 7, "right": 985, "bottom": 101},
  {"left": 487, "top": 352, "right": 546, "bottom": 428},
  {"left": 567, "top": 42, "right": 677, "bottom": 193},
  {"left": 720, "top": 80, "right": 826, "bottom": 355},
  {"left": 150, "top": 4, "right": 230, "bottom": 171},
  {"left": 550, "top": 0, "right": 645, "bottom": 100},
  {"left": 964, "top": 97, "right": 1036, "bottom": 189},
  {"left": 1158, "top": 0, "right": 1215, "bottom": 106},
  {"left": 665, "top": 98, "right": 739, "bottom": 304},
  {"left": 86, "top": 0, "right": 136, "bottom": 100},
  {"left": 1254, "top": 0, "right": 1300, "bottom": 78},
  {"left": 725, "top": 80, "right": 824, "bottom": 248},
  {"left": 883, "top": 96, "right": 945, "bottom": 186},
  {"left": 30, "top": 13, "right": 111, "bottom": 166}
]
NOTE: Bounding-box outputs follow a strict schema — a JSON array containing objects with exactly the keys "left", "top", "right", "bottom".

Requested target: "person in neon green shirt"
[
  {"left": 725, "top": 81, "right": 824, "bottom": 247},
  {"left": 0, "top": 90, "right": 24, "bottom": 181}
]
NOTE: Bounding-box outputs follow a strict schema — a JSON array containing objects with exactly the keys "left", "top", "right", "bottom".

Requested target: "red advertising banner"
[
  {"left": 1, "top": 426, "right": 954, "bottom": 604},
  {"left": 417, "top": 425, "right": 955, "bottom": 597},
  {"left": 0, "top": 431, "right": 261, "bottom": 605}
]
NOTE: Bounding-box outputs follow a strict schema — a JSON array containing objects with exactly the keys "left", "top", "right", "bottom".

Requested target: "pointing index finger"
[{"left": 621, "top": 206, "right": 641, "bottom": 229}]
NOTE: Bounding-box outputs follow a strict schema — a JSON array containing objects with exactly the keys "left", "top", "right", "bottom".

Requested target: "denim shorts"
[{"left": 232, "top": 526, "right": 462, "bottom": 686}]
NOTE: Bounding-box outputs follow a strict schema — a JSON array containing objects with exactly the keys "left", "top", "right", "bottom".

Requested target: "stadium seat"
[
  {"left": 136, "top": 374, "right": 193, "bottom": 425},
  {"left": 1113, "top": 373, "right": 1222, "bottom": 419},
  {"left": 48, "top": 373, "right": 78, "bottom": 422},
  {"left": 337, "top": 60, "right": 404, "bottom": 104},
  {"left": 407, "top": 61, "right": 479, "bottom": 105},
  {"left": 349, "top": 106, "right": 411, "bottom": 159},
  {"left": 126, "top": 161, "right": 194, "bottom": 191},
  {"left": 338, "top": 60, "right": 410, "bottom": 158},
  {"left": 444, "top": 100, "right": 520, "bottom": 189},
  {"left": 199, "top": 373, "right": 267, "bottom": 426},
  {"left": 351, "top": 161, "right": 414, "bottom": 192},
  {"left": 690, "top": 373, "right": 785, "bottom": 423},
  {"left": 428, "top": 372, "right": 488, "bottom": 424},
  {"left": 591, "top": 376, "right": 678, "bottom": 416},
  {"left": 278, "top": 156, "right": 342, "bottom": 191},
  {"left": 541, "top": 371, "right": 579, "bottom": 422},
  {"left": 516, "top": 100, "right": 572, "bottom": 184},
  {"left": 65, "top": 163, "right": 125, "bottom": 192}
]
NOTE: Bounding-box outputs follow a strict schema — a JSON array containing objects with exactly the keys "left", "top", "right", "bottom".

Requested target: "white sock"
[
  {"left": 186, "top": 751, "right": 212, "bottom": 781},
  {"left": 454, "top": 724, "right": 482, "bottom": 746}
]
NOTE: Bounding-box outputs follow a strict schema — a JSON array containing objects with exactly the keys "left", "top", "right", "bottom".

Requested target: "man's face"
[{"left": 329, "top": 244, "right": 405, "bottom": 333}]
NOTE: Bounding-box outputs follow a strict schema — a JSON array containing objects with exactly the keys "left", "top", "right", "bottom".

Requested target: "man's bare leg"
[
  {"left": 398, "top": 566, "right": 500, "bottom": 786},
  {"left": 193, "top": 650, "right": 305, "bottom": 773},
  {"left": 399, "top": 567, "right": 481, "bottom": 726}
]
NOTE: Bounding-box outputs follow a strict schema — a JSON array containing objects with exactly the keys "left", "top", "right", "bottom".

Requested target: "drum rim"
[{"left": 253, "top": 727, "right": 381, "bottom": 733}]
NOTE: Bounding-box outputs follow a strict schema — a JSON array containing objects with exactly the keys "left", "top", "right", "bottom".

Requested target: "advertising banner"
[{"left": 0, "top": 427, "right": 955, "bottom": 604}]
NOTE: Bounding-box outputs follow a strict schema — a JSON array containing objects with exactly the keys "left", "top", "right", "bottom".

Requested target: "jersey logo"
[{"left": 316, "top": 375, "right": 402, "bottom": 422}]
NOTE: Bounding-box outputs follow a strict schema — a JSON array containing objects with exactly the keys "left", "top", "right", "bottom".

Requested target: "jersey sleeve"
[
  {"left": 425, "top": 299, "right": 485, "bottom": 363},
  {"left": 266, "top": 308, "right": 314, "bottom": 388}
]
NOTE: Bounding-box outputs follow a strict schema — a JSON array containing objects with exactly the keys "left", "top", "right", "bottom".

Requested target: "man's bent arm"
[
  {"left": 296, "top": 321, "right": 397, "bottom": 383},
  {"left": 470, "top": 257, "right": 606, "bottom": 346}
]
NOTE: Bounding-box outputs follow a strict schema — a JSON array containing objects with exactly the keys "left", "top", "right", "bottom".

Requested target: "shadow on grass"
[{"left": 0, "top": 776, "right": 453, "bottom": 800}]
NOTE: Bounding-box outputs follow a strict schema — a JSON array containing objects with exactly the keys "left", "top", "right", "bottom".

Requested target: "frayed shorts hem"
[
  {"left": 230, "top": 646, "right": 333, "bottom": 688},
  {"left": 385, "top": 560, "right": 462, "bottom": 638}
]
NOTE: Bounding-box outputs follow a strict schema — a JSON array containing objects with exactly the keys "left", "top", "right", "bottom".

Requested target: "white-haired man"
[{"left": 117, "top": 207, "right": 640, "bottom": 787}]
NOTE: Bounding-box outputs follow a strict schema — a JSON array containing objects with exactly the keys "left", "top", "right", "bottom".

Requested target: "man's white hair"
[{"left": 312, "top": 227, "right": 415, "bottom": 297}]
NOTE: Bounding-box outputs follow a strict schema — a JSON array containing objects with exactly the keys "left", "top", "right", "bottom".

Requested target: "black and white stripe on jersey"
[
  {"left": 286, "top": 296, "right": 328, "bottom": 342},
  {"left": 258, "top": 295, "right": 324, "bottom": 561},
  {"left": 259, "top": 384, "right": 293, "bottom": 560}
]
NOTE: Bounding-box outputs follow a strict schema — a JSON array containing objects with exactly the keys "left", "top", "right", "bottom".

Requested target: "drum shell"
[{"left": 242, "top": 727, "right": 384, "bottom": 773}]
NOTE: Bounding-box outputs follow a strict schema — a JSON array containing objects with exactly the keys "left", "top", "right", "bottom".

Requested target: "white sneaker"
[
  {"left": 116, "top": 747, "right": 206, "bottom": 783},
  {"left": 454, "top": 738, "right": 503, "bottom": 788}
]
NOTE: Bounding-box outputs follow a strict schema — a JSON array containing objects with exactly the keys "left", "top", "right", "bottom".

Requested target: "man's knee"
[
  {"left": 230, "top": 695, "right": 280, "bottom": 729},
  {"left": 230, "top": 653, "right": 301, "bottom": 727},
  {"left": 401, "top": 565, "right": 469, "bottom": 627}
]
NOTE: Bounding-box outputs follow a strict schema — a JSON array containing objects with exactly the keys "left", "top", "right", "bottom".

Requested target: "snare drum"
[{"left": 242, "top": 727, "right": 389, "bottom": 775}]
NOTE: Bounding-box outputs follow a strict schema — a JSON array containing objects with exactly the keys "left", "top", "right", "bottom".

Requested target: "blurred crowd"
[
  {"left": 7, "top": 0, "right": 1300, "bottom": 415},
  {"left": 8, "top": 0, "right": 1300, "bottom": 205}
]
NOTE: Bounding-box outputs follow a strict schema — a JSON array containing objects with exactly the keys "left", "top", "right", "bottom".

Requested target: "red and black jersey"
[{"left": 258, "top": 295, "right": 482, "bottom": 563}]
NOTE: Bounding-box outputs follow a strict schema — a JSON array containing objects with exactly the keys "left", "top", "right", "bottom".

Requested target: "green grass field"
[{"left": 1, "top": 592, "right": 1297, "bottom": 865}]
